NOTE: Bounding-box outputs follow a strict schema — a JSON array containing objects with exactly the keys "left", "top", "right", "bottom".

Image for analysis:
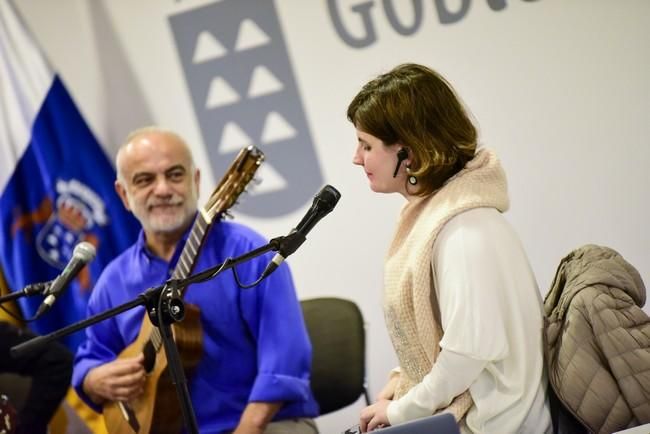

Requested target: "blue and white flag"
[{"left": 0, "top": 0, "right": 139, "bottom": 349}]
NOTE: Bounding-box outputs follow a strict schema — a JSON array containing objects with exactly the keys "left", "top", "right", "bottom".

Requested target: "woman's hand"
[
  {"left": 360, "top": 399, "right": 391, "bottom": 432},
  {"left": 376, "top": 374, "right": 399, "bottom": 401}
]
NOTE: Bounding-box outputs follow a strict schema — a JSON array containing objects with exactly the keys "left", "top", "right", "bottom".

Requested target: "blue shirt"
[{"left": 73, "top": 220, "right": 319, "bottom": 433}]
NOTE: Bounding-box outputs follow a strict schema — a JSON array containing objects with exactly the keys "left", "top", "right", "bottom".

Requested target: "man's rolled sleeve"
[
  {"left": 241, "top": 262, "right": 314, "bottom": 405},
  {"left": 249, "top": 373, "right": 313, "bottom": 403}
]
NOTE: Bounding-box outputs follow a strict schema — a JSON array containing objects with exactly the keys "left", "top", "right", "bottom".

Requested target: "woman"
[{"left": 349, "top": 64, "right": 551, "bottom": 433}]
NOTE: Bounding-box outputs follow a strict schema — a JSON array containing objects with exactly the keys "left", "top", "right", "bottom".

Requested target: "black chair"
[{"left": 301, "top": 297, "right": 370, "bottom": 415}]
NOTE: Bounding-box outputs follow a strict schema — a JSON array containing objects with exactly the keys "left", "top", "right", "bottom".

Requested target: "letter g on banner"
[{"left": 169, "top": 0, "right": 323, "bottom": 218}]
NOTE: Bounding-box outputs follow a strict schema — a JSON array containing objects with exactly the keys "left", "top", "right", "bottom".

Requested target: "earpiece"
[{"left": 393, "top": 148, "right": 408, "bottom": 178}]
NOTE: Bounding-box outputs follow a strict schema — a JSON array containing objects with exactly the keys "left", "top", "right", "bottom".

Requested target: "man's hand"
[
  {"left": 360, "top": 399, "right": 391, "bottom": 432},
  {"left": 232, "top": 402, "right": 282, "bottom": 434},
  {"left": 82, "top": 354, "right": 146, "bottom": 405}
]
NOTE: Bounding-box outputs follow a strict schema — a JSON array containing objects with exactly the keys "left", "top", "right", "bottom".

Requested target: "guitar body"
[{"left": 103, "top": 304, "right": 203, "bottom": 434}]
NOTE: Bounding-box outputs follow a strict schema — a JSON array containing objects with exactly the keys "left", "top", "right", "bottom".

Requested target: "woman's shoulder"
[
  {"left": 434, "top": 207, "right": 528, "bottom": 266},
  {"left": 438, "top": 207, "right": 507, "bottom": 244}
]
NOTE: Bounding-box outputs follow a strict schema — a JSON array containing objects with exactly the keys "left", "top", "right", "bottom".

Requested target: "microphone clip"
[
  {"left": 270, "top": 232, "right": 307, "bottom": 259},
  {"left": 23, "top": 280, "right": 53, "bottom": 296},
  {"left": 146, "top": 279, "right": 185, "bottom": 327}
]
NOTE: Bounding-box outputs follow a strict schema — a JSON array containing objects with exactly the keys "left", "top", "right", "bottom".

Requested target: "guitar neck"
[
  {"left": 171, "top": 211, "right": 212, "bottom": 293},
  {"left": 146, "top": 211, "right": 212, "bottom": 351}
]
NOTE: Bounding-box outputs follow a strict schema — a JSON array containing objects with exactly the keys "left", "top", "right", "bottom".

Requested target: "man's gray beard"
[
  {"left": 142, "top": 208, "right": 195, "bottom": 234},
  {"left": 130, "top": 194, "right": 198, "bottom": 235}
]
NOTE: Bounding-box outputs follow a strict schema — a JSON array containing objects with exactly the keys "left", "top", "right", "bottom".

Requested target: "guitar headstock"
[{"left": 201, "top": 146, "right": 265, "bottom": 222}]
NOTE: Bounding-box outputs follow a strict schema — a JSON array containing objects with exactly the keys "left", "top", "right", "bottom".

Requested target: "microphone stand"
[
  {"left": 0, "top": 281, "right": 51, "bottom": 305},
  {"left": 10, "top": 234, "right": 292, "bottom": 434}
]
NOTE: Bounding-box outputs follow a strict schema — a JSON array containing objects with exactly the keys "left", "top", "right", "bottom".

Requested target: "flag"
[
  {"left": 1, "top": 2, "right": 139, "bottom": 431},
  {"left": 0, "top": 0, "right": 139, "bottom": 349}
]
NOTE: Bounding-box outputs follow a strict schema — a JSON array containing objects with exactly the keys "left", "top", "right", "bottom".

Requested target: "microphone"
[
  {"left": 261, "top": 185, "right": 341, "bottom": 279},
  {"left": 35, "top": 241, "right": 96, "bottom": 317}
]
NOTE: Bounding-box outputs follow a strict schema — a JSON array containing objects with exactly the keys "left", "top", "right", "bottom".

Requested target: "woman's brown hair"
[{"left": 347, "top": 63, "right": 477, "bottom": 195}]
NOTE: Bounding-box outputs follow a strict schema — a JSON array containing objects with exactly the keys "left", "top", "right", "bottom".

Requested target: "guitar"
[{"left": 103, "top": 146, "right": 264, "bottom": 434}]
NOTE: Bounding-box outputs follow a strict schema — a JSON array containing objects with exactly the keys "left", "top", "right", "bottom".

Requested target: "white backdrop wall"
[{"left": 16, "top": 1, "right": 650, "bottom": 432}]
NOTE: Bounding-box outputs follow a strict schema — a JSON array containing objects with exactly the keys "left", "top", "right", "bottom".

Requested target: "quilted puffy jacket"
[{"left": 543, "top": 244, "right": 650, "bottom": 434}]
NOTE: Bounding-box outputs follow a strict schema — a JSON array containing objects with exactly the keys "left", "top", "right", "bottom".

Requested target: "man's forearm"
[{"left": 233, "top": 401, "right": 283, "bottom": 434}]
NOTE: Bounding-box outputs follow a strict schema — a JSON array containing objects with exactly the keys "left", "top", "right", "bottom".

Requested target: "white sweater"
[{"left": 387, "top": 208, "right": 552, "bottom": 434}]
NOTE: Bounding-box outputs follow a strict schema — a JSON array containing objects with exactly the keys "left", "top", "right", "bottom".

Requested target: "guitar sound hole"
[{"left": 142, "top": 342, "right": 156, "bottom": 373}]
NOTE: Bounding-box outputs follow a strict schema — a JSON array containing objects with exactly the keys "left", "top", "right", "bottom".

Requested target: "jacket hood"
[{"left": 544, "top": 244, "right": 646, "bottom": 318}]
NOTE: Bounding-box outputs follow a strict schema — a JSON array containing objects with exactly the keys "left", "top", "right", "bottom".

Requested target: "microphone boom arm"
[{"left": 10, "top": 235, "right": 285, "bottom": 359}]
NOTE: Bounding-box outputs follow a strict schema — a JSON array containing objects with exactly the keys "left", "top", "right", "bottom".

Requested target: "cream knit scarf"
[{"left": 383, "top": 148, "right": 509, "bottom": 421}]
